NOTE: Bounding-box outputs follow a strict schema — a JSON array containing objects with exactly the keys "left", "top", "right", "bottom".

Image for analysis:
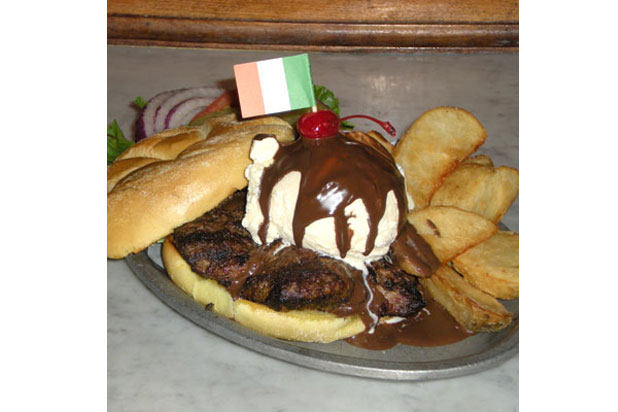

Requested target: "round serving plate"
[{"left": 125, "top": 243, "right": 518, "bottom": 381}]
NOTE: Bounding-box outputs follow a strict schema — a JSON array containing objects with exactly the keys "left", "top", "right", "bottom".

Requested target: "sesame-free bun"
[
  {"left": 107, "top": 157, "right": 159, "bottom": 193},
  {"left": 161, "top": 238, "right": 366, "bottom": 343},
  {"left": 107, "top": 115, "right": 295, "bottom": 259},
  {"left": 115, "top": 125, "right": 214, "bottom": 162}
]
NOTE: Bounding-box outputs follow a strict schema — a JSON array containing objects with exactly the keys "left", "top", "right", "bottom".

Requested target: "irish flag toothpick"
[{"left": 234, "top": 54, "right": 316, "bottom": 118}]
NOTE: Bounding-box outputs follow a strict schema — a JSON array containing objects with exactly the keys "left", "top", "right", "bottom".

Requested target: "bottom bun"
[{"left": 162, "top": 238, "right": 366, "bottom": 343}]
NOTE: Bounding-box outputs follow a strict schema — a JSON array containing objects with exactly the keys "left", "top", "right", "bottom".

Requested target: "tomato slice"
[{"left": 190, "top": 90, "right": 238, "bottom": 123}]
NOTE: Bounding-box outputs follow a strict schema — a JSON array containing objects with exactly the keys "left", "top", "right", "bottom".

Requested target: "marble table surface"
[{"left": 108, "top": 46, "right": 519, "bottom": 411}]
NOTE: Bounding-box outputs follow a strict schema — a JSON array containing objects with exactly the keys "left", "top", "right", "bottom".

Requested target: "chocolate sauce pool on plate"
[{"left": 346, "top": 286, "right": 475, "bottom": 350}]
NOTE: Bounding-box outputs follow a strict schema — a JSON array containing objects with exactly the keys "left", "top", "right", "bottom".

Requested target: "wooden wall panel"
[{"left": 108, "top": 0, "right": 518, "bottom": 52}]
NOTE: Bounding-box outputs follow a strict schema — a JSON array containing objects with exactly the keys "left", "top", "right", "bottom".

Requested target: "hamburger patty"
[
  {"left": 171, "top": 190, "right": 254, "bottom": 287},
  {"left": 368, "top": 259, "right": 426, "bottom": 317},
  {"left": 171, "top": 190, "right": 425, "bottom": 316}
]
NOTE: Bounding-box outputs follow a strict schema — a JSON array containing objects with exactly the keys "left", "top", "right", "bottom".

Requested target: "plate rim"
[{"left": 125, "top": 248, "right": 518, "bottom": 381}]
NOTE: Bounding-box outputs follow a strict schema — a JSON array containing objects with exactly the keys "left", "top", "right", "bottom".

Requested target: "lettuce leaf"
[
  {"left": 313, "top": 85, "right": 354, "bottom": 129},
  {"left": 107, "top": 120, "right": 133, "bottom": 165},
  {"left": 133, "top": 96, "right": 147, "bottom": 110}
]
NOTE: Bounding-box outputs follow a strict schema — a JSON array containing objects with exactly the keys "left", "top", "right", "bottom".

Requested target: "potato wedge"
[
  {"left": 452, "top": 231, "right": 519, "bottom": 299},
  {"left": 393, "top": 107, "right": 487, "bottom": 208},
  {"left": 366, "top": 130, "right": 395, "bottom": 154},
  {"left": 421, "top": 265, "right": 513, "bottom": 332},
  {"left": 347, "top": 131, "right": 394, "bottom": 159},
  {"left": 464, "top": 154, "right": 494, "bottom": 167},
  {"left": 389, "top": 223, "right": 441, "bottom": 278},
  {"left": 407, "top": 206, "right": 497, "bottom": 263},
  {"left": 430, "top": 162, "right": 519, "bottom": 223}
]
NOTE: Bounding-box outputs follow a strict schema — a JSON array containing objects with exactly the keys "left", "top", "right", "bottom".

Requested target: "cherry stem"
[{"left": 339, "top": 114, "right": 397, "bottom": 137}]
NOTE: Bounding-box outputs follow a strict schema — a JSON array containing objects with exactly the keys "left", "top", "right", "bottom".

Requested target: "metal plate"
[{"left": 125, "top": 243, "right": 518, "bottom": 381}]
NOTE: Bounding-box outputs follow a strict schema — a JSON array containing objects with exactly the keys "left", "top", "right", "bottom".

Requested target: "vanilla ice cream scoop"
[{"left": 242, "top": 130, "right": 409, "bottom": 272}]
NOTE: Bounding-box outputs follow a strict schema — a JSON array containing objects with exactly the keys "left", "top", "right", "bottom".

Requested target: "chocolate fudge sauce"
[
  {"left": 245, "top": 133, "right": 455, "bottom": 348},
  {"left": 346, "top": 285, "right": 475, "bottom": 350},
  {"left": 255, "top": 133, "right": 407, "bottom": 259},
  {"left": 331, "top": 265, "right": 387, "bottom": 331},
  {"left": 389, "top": 223, "right": 441, "bottom": 277}
]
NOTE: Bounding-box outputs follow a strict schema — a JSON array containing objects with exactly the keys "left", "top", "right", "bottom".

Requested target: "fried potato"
[
  {"left": 421, "top": 265, "right": 513, "bottom": 332},
  {"left": 407, "top": 206, "right": 497, "bottom": 263},
  {"left": 366, "top": 130, "right": 395, "bottom": 154},
  {"left": 430, "top": 162, "right": 519, "bottom": 223},
  {"left": 464, "top": 154, "right": 494, "bottom": 167},
  {"left": 452, "top": 231, "right": 519, "bottom": 299},
  {"left": 393, "top": 107, "right": 487, "bottom": 208},
  {"left": 347, "top": 131, "right": 394, "bottom": 159}
]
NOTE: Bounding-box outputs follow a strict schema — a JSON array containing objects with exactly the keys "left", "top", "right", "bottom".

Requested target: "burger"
[
  {"left": 108, "top": 90, "right": 517, "bottom": 347},
  {"left": 158, "top": 110, "right": 440, "bottom": 343}
]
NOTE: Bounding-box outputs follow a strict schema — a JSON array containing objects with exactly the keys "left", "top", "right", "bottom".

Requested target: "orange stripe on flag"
[{"left": 234, "top": 62, "right": 265, "bottom": 118}]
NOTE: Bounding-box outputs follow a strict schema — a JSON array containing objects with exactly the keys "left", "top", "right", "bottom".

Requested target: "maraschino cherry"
[{"left": 297, "top": 109, "right": 396, "bottom": 139}]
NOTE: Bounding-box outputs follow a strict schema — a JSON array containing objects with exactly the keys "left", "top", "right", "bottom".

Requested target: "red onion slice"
[
  {"left": 153, "top": 87, "right": 223, "bottom": 134},
  {"left": 135, "top": 89, "right": 180, "bottom": 141},
  {"left": 164, "top": 97, "right": 215, "bottom": 130},
  {"left": 135, "top": 115, "right": 147, "bottom": 141}
]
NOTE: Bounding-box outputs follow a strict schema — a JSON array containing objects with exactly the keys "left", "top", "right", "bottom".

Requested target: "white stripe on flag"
[{"left": 256, "top": 58, "right": 291, "bottom": 114}]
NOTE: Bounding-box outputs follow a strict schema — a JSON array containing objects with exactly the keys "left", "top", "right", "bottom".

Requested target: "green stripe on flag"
[{"left": 282, "top": 54, "right": 316, "bottom": 110}]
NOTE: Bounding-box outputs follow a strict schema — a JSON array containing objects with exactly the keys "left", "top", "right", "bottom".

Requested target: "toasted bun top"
[
  {"left": 115, "top": 126, "right": 208, "bottom": 162},
  {"left": 107, "top": 116, "right": 295, "bottom": 259},
  {"left": 107, "top": 157, "right": 159, "bottom": 193}
]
